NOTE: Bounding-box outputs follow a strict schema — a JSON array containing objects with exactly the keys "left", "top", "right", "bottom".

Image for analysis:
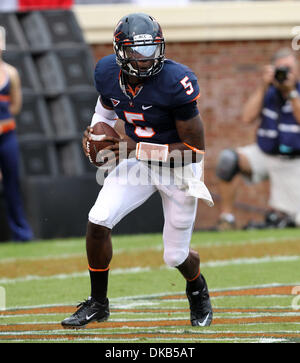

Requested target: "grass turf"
[{"left": 0, "top": 228, "right": 299, "bottom": 343}]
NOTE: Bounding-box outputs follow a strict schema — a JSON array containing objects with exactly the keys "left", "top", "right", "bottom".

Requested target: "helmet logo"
[
  {"left": 133, "top": 34, "right": 153, "bottom": 42},
  {"left": 114, "top": 32, "right": 122, "bottom": 42}
]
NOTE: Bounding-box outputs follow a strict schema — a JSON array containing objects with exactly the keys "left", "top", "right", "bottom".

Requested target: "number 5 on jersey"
[
  {"left": 124, "top": 111, "right": 155, "bottom": 138},
  {"left": 180, "top": 76, "right": 194, "bottom": 95}
]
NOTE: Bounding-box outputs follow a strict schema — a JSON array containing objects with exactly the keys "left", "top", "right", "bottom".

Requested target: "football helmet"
[{"left": 113, "top": 13, "right": 165, "bottom": 78}]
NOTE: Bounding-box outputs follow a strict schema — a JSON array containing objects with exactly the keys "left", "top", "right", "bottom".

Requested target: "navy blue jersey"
[{"left": 94, "top": 54, "right": 200, "bottom": 144}]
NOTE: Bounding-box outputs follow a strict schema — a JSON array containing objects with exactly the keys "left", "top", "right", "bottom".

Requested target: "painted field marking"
[
  {"left": 0, "top": 287, "right": 5, "bottom": 311},
  {"left": 1, "top": 284, "right": 300, "bottom": 343},
  {"left": 1, "top": 255, "right": 299, "bottom": 285},
  {"left": 1, "top": 234, "right": 299, "bottom": 264}
]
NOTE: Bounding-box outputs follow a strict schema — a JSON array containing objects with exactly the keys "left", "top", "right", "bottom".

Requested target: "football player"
[{"left": 62, "top": 13, "right": 213, "bottom": 328}]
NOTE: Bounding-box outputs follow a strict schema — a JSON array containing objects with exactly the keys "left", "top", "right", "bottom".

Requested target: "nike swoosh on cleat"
[
  {"left": 86, "top": 312, "right": 97, "bottom": 321},
  {"left": 142, "top": 105, "right": 152, "bottom": 110},
  {"left": 197, "top": 313, "right": 210, "bottom": 326}
]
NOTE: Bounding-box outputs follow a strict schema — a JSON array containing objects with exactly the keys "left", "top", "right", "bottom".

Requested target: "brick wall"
[{"left": 91, "top": 39, "right": 295, "bottom": 229}]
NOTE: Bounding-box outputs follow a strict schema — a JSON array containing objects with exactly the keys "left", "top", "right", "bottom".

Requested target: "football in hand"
[{"left": 87, "top": 122, "right": 120, "bottom": 166}]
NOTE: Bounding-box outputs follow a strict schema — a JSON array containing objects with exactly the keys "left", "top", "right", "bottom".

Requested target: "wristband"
[
  {"left": 136, "top": 142, "right": 169, "bottom": 162},
  {"left": 183, "top": 142, "right": 205, "bottom": 154}
]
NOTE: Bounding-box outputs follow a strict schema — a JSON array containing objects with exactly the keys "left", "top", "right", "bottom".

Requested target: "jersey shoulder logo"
[{"left": 110, "top": 98, "right": 120, "bottom": 107}]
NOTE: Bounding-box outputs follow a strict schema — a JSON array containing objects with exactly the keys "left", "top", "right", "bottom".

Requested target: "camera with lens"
[{"left": 274, "top": 66, "right": 290, "bottom": 83}]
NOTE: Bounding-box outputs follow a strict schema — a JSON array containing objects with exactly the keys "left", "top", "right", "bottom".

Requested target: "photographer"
[{"left": 216, "top": 48, "right": 300, "bottom": 230}]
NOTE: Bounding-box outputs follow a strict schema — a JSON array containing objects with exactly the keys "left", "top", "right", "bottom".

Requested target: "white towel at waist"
[
  {"left": 174, "top": 162, "right": 214, "bottom": 207},
  {"left": 146, "top": 160, "right": 214, "bottom": 207}
]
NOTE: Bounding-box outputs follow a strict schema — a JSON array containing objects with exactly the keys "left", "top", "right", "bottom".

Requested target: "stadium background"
[{"left": 0, "top": 0, "right": 299, "bottom": 241}]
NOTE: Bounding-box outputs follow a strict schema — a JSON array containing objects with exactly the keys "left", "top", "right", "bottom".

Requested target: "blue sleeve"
[
  {"left": 94, "top": 59, "right": 104, "bottom": 95},
  {"left": 94, "top": 57, "right": 114, "bottom": 108},
  {"left": 171, "top": 101, "right": 199, "bottom": 121},
  {"left": 170, "top": 68, "right": 200, "bottom": 107},
  {"left": 101, "top": 95, "right": 114, "bottom": 108}
]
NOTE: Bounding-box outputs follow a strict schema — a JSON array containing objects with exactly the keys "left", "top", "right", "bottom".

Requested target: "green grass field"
[{"left": 0, "top": 228, "right": 300, "bottom": 343}]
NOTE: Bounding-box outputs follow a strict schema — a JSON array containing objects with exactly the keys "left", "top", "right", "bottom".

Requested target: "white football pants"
[{"left": 88, "top": 159, "right": 200, "bottom": 267}]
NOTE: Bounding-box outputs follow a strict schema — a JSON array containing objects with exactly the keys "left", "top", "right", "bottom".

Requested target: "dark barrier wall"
[{"left": 0, "top": 10, "right": 164, "bottom": 241}]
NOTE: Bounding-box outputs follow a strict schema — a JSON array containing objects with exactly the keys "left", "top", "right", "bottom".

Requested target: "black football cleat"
[
  {"left": 61, "top": 297, "right": 110, "bottom": 329},
  {"left": 186, "top": 274, "right": 213, "bottom": 327}
]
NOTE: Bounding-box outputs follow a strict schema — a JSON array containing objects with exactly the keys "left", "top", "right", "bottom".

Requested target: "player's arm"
[
  {"left": 94, "top": 97, "right": 137, "bottom": 152},
  {"left": 7, "top": 64, "right": 22, "bottom": 115},
  {"left": 135, "top": 101, "right": 204, "bottom": 164},
  {"left": 82, "top": 96, "right": 117, "bottom": 156},
  {"left": 170, "top": 99, "right": 205, "bottom": 163},
  {"left": 171, "top": 112, "right": 205, "bottom": 162},
  {"left": 169, "top": 72, "right": 204, "bottom": 162},
  {"left": 82, "top": 96, "right": 136, "bottom": 157},
  {"left": 242, "top": 65, "right": 273, "bottom": 124}
]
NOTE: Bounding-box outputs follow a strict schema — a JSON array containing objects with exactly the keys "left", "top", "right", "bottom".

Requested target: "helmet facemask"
[{"left": 114, "top": 34, "right": 165, "bottom": 78}]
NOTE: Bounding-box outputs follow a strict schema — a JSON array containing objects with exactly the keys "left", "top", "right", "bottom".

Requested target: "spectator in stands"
[
  {"left": 0, "top": 31, "right": 33, "bottom": 242},
  {"left": 216, "top": 48, "right": 300, "bottom": 230}
]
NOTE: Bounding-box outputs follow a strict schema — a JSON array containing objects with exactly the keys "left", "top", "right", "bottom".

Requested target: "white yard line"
[
  {"left": 0, "top": 328, "right": 298, "bottom": 335},
  {"left": 1, "top": 336, "right": 283, "bottom": 343},
  {"left": 1, "top": 234, "right": 299, "bottom": 264},
  {"left": 201, "top": 255, "right": 300, "bottom": 268},
  {"left": 0, "top": 267, "right": 151, "bottom": 285},
  {"left": 0, "top": 253, "right": 85, "bottom": 264},
  {"left": 1, "top": 255, "right": 300, "bottom": 285},
  {"left": 2, "top": 311, "right": 300, "bottom": 323},
  {"left": 0, "top": 328, "right": 293, "bottom": 343},
  {"left": 1, "top": 281, "right": 300, "bottom": 312}
]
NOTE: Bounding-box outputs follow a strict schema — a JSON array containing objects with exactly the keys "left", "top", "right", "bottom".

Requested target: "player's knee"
[
  {"left": 88, "top": 204, "right": 113, "bottom": 229},
  {"left": 216, "top": 149, "right": 240, "bottom": 182},
  {"left": 163, "top": 247, "right": 189, "bottom": 268},
  {"left": 87, "top": 221, "right": 111, "bottom": 241}
]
